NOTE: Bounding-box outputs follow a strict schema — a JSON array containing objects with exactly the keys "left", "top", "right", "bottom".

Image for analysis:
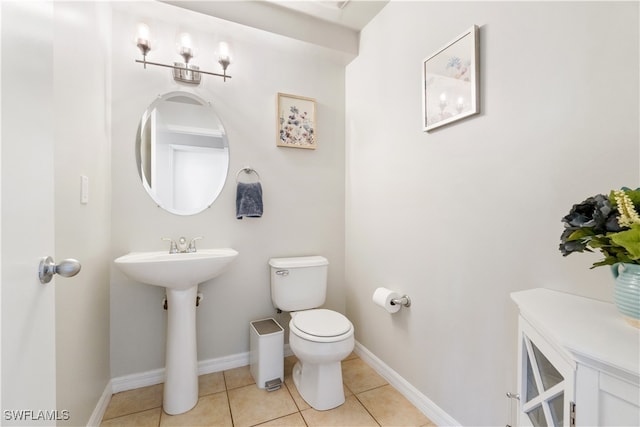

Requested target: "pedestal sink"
[{"left": 114, "top": 248, "right": 238, "bottom": 415}]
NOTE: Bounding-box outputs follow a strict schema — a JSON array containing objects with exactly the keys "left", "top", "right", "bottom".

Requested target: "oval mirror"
[{"left": 136, "top": 91, "right": 229, "bottom": 215}]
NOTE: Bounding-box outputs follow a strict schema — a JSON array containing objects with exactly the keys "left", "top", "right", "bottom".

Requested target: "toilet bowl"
[
  {"left": 268, "top": 256, "right": 355, "bottom": 410},
  {"left": 288, "top": 309, "right": 354, "bottom": 410}
]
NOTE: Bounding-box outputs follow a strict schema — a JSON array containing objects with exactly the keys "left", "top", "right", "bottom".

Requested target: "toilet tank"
[{"left": 269, "top": 256, "right": 328, "bottom": 312}]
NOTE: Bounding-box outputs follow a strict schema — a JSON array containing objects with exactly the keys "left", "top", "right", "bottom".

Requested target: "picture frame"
[
  {"left": 422, "top": 25, "right": 479, "bottom": 132},
  {"left": 277, "top": 93, "right": 317, "bottom": 149}
]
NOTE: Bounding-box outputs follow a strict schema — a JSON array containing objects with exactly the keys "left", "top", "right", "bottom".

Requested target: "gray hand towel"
[{"left": 236, "top": 182, "right": 263, "bottom": 219}]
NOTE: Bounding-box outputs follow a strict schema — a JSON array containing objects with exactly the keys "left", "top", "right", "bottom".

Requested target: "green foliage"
[
  {"left": 560, "top": 188, "right": 640, "bottom": 268},
  {"left": 611, "top": 188, "right": 640, "bottom": 206},
  {"left": 610, "top": 225, "right": 640, "bottom": 260}
]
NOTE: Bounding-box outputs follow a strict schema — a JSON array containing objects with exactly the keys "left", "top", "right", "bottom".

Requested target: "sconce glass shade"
[
  {"left": 217, "top": 41, "right": 232, "bottom": 74},
  {"left": 136, "top": 22, "right": 152, "bottom": 56},
  {"left": 217, "top": 42, "right": 231, "bottom": 63},
  {"left": 177, "top": 32, "right": 195, "bottom": 63}
]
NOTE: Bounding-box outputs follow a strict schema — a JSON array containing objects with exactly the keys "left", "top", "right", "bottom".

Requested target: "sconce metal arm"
[{"left": 135, "top": 59, "right": 231, "bottom": 81}]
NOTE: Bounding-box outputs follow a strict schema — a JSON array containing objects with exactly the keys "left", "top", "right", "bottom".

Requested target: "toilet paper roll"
[{"left": 372, "top": 287, "right": 401, "bottom": 313}]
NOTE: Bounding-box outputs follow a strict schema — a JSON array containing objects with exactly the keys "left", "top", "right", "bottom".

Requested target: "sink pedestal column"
[{"left": 163, "top": 285, "right": 198, "bottom": 415}]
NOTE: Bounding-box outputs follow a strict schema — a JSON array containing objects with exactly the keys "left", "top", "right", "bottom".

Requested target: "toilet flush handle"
[{"left": 275, "top": 270, "right": 289, "bottom": 276}]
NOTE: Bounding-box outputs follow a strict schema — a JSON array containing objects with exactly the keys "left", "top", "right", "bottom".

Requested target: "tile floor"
[{"left": 100, "top": 353, "right": 435, "bottom": 427}]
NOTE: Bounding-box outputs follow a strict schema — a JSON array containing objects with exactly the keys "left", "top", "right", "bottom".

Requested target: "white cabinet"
[{"left": 512, "top": 289, "right": 640, "bottom": 427}]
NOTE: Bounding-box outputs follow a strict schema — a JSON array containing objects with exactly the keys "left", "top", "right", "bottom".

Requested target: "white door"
[{"left": 1, "top": 1, "right": 58, "bottom": 423}]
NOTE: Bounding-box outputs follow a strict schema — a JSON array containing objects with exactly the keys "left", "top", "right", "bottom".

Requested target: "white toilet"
[{"left": 269, "top": 256, "right": 354, "bottom": 411}]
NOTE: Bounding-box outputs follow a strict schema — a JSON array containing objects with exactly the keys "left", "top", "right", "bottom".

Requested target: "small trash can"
[{"left": 249, "top": 318, "right": 284, "bottom": 391}]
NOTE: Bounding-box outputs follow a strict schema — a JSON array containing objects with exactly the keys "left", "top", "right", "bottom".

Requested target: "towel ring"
[{"left": 236, "top": 167, "right": 261, "bottom": 183}]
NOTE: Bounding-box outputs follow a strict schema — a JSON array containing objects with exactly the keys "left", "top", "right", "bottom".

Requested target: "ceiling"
[
  {"left": 264, "top": 0, "right": 389, "bottom": 31},
  {"left": 162, "top": 0, "right": 389, "bottom": 56}
]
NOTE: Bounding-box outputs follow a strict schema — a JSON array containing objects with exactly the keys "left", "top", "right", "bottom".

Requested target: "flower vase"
[{"left": 611, "top": 263, "right": 640, "bottom": 328}]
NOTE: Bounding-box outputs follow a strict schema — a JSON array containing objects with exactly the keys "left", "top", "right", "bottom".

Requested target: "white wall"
[
  {"left": 109, "top": 2, "right": 346, "bottom": 378},
  {"left": 345, "top": 1, "right": 639, "bottom": 425},
  {"left": 53, "top": 2, "right": 112, "bottom": 425}
]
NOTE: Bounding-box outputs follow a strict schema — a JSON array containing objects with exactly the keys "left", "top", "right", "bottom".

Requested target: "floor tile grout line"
[
  {"left": 101, "top": 407, "right": 162, "bottom": 424},
  {"left": 222, "top": 372, "right": 236, "bottom": 427},
  {"left": 283, "top": 380, "right": 305, "bottom": 413},
  {"left": 281, "top": 373, "right": 309, "bottom": 426},
  {"left": 297, "top": 409, "right": 310, "bottom": 427},
  {"left": 282, "top": 382, "right": 308, "bottom": 426},
  {"left": 352, "top": 391, "right": 383, "bottom": 427},
  {"left": 226, "top": 388, "right": 235, "bottom": 427}
]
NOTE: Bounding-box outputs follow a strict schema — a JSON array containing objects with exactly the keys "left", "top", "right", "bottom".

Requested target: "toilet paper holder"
[{"left": 390, "top": 295, "right": 411, "bottom": 308}]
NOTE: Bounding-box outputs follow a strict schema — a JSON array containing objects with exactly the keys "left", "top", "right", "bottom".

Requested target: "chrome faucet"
[
  {"left": 161, "top": 236, "right": 203, "bottom": 254},
  {"left": 161, "top": 237, "right": 179, "bottom": 254},
  {"left": 187, "top": 237, "right": 202, "bottom": 253},
  {"left": 177, "top": 237, "right": 188, "bottom": 253}
]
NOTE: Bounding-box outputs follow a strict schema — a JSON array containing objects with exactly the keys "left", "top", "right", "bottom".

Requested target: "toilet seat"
[{"left": 290, "top": 309, "right": 353, "bottom": 343}]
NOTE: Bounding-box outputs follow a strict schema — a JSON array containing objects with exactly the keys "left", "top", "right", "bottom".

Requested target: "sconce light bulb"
[
  {"left": 218, "top": 42, "right": 231, "bottom": 62},
  {"left": 137, "top": 23, "right": 150, "bottom": 40},
  {"left": 179, "top": 32, "right": 193, "bottom": 50}
]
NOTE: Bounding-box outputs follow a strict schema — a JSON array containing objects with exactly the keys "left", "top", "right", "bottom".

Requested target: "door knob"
[{"left": 38, "top": 256, "right": 81, "bottom": 284}]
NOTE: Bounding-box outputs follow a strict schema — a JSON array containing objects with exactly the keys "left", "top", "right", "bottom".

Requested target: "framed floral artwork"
[
  {"left": 423, "top": 25, "right": 479, "bottom": 132},
  {"left": 277, "top": 93, "right": 316, "bottom": 149}
]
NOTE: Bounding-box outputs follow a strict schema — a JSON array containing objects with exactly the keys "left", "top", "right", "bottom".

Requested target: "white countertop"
[{"left": 511, "top": 288, "right": 640, "bottom": 379}]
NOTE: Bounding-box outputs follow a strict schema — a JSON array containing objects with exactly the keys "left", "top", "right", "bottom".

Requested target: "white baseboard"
[
  {"left": 354, "top": 341, "right": 461, "bottom": 427},
  {"left": 111, "top": 351, "right": 250, "bottom": 394},
  {"left": 111, "top": 366, "right": 165, "bottom": 394},
  {"left": 197, "top": 351, "right": 250, "bottom": 377},
  {"left": 86, "top": 380, "right": 112, "bottom": 427}
]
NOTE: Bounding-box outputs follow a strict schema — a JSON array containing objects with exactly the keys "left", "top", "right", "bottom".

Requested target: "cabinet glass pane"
[
  {"left": 549, "top": 394, "right": 564, "bottom": 426},
  {"left": 527, "top": 405, "right": 548, "bottom": 427},
  {"left": 526, "top": 353, "right": 539, "bottom": 401},
  {"left": 531, "top": 341, "right": 563, "bottom": 390}
]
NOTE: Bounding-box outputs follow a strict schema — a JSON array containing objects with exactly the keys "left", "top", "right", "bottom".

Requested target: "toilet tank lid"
[{"left": 269, "top": 256, "right": 328, "bottom": 268}]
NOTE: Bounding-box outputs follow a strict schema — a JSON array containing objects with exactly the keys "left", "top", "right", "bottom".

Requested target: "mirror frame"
[{"left": 135, "top": 91, "right": 230, "bottom": 215}]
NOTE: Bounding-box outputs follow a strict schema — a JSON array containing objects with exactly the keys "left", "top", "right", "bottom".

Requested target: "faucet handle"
[
  {"left": 161, "top": 237, "right": 178, "bottom": 254},
  {"left": 188, "top": 236, "right": 203, "bottom": 253}
]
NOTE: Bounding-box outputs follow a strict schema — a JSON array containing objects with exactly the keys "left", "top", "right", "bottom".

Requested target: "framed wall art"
[
  {"left": 277, "top": 93, "right": 317, "bottom": 149},
  {"left": 422, "top": 25, "right": 479, "bottom": 132}
]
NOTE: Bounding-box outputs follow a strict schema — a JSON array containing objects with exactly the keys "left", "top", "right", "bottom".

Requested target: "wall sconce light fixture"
[{"left": 135, "top": 23, "right": 232, "bottom": 84}]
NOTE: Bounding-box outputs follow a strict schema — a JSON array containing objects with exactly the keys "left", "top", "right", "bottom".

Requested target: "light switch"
[{"left": 80, "top": 175, "right": 89, "bottom": 204}]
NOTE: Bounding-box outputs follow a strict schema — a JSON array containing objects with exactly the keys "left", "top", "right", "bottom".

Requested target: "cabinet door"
[{"left": 518, "top": 317, "right": 575, "bottom": 427}]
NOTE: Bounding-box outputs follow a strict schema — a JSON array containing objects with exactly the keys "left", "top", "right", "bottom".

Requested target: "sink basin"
[{"left": 114, "top": 248, "right": 238, "bottom": 290}]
